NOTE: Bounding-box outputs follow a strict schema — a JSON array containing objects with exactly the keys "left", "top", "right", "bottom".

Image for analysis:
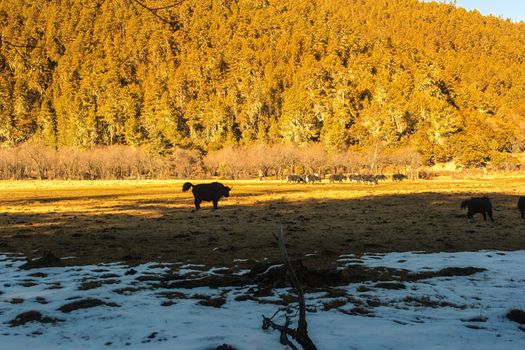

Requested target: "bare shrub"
[
  {"left": 204, "top": 147, "right": 232, "bottom": 178},
  {"left": 362, "top": 140, "right": 388, "bottom": 174},
  {"left": 19, "top": 141, "right": 56, "bottom": 179},
  {"left": 0, "top": 142, "right": 448, "bottom": 181},
  {"left": 204, "top": 146, "right": 259, "bottom": 179},
  {"left": 325, "top": 150, "right": 348, "bottom": 175},
  {"left": 170, "top": 148, "right": 203, "bottom": 178},
  {"left": 344, "top": 150, "right": 367, "bottom": 174},
  {"left": 243, "top": 144, "right": 272, "bottom": 178},
  {"left": 0, "top": 142, "right": 182, "bottom": 180},
  {"left": 388, "top": 146, "right": 422, "bottom": 178},
  {"left": 267, "top": 143, "right": 300, "bottom": 178},
  {"left": 298, "top": 143, "right": 326, "bottom": 175}
]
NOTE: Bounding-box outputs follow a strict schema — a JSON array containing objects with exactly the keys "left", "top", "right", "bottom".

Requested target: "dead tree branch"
[
  {"left": 262, "top": 226, "right": 318, "bottom": 350},
  {"left": 131, "top": 0, "right": 183, "bottom": 28},
  {"left": 0, "top": 37, "right": 37, "bottom": 67}
]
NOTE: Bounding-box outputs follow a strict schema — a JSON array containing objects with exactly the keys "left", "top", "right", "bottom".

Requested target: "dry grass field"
[{"left": 1, "top": 175, "right": 525, "bottom": 271}]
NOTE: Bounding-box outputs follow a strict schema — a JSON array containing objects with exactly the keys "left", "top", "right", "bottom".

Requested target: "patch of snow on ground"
[{"left": 0, "top": 251, "right": 524, "bottom": 349}]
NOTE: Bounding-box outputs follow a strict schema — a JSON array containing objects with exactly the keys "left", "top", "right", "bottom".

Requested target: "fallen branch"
[{"left": 262, "top": 226, "right": 318, "bottom": 350}]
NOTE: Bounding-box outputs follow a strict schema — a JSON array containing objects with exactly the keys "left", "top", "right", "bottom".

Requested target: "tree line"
[
  {"left": 1, "top": 141, "right": 519, "bottom": 180},
  {"left": 1, "top": 0, "right": 524, "bottom": 168}
]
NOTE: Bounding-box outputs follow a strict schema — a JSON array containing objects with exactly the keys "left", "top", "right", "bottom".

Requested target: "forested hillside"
[{"left": 1, "top": 0, "right": 524, "bottom": 168}]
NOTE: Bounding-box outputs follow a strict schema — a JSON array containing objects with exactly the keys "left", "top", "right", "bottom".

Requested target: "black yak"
[
  {"left": 348, "top": 174, "right": 361, "bottom": 183},
  {"left": 392, "top": 173, "right": 407, "bottom": 182},
  {"left": 182, "top": 182, "right": 231, "bottom": 210},
  {"left": 329, "top": 174, "right": 346, "bottom": 183},
  {"left": 375, "top": 174, "right": 387, "bottom": 182},
  {"left": 286, "top": 175, "right": 305, "bottom": 183},
  {"left": 461, "top": 197, "right": 493, "bottom": 222},
  {"left": 362, "top": 174, "right": 379, "bottom": 185},
  {"left": 518, "top": 196, "right": 525, "bottom": 219},
  {"left": 305, "top": 174, "right": 321, "bottom": 183}
]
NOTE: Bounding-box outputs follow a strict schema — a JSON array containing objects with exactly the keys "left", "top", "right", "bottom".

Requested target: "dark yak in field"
[
  {"left": 361, "top": 174, "right": 378, "bottom": 185},
  {"left": 347, "top": 174, "right": 382, "bottom": 184},
  {"left": 518, "top": 196, "right": 525, "bottom": 219},
  {"left": 461, "top": 197, "right": 494, "bottom": 222},
  {"left": 375, "top": 174, "right": 387, "bottom": 181},
  {"left": 287, "top": 174, "right": 305, "bottom": 183},
  {"left": 329, "top": 174, "right": 346, "bottom": 183},
  {"left": 182, "top": 182, "right": 231, "bottom": 210},
  {"left": 392, "top": 173, "right": 407, "bottom": 182},
  {"left": 305, "top": 174, "right": 322, "bottom": 183}
]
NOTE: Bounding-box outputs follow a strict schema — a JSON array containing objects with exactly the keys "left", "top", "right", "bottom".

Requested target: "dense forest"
[{"left": 1, "top": 0, "right": 525, "bottom": 175}]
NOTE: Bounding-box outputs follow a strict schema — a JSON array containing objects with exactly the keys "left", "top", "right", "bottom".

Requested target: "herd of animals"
[
  {"left": 182, "top": 181, "right": 525, "bottom": 222},
  {"left": 287, "top": 173, "right": 407, "bottom": 184}
]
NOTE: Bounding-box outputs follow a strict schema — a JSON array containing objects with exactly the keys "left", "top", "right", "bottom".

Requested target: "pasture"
[
  {"left": 2, "top": 176, "right": 525, "bottom": 349},
  {"left": 1, "top": 175, "right": 524, "bottom": 271}
]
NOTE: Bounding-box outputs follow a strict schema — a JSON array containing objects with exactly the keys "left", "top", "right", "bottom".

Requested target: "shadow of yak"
[
  {"left": 461, "top": 197, "right": 493, "bottom": 222},
  {"left": 518, "top": 196, "right": 525, "bottom": 219},
  {"left": 182, "top": 182, "right": 231, "bottom": 210}
]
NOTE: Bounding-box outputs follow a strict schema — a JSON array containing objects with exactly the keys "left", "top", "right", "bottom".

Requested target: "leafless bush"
[
  {"left": 266, "top": 143, "right": 300, "bottom": 178},
  {"left": 324, "top": 151, "right": 348, "bottom": 175},
  {"left": 169, "top": 148, "right": 203, "bottom": 178},
  {"left": 204, "top": 144, "right": 302, "bottom": 179},
  {"left": 18, "top": 141, "right": 56, "bottom": 179},
  {"left": 387, "top": 146, "right": 422, "bottom": 178},
  {"left": 344, "top": 150, "right": 367, "bottom": 174},
  {"left": 297, "top": 143, "right": 326, "bottom": 175},
  {"left": 0, "top": 142, "right": 201, "bottom": 180},
  {"left": 0, "top": 142, "right": 429, "bottom": 180},
  {"left": 204, "top": 146, "right": 240, "bottom": 179}
]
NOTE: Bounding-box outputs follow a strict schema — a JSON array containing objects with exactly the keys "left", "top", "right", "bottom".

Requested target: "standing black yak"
[
  {"left": 182, "top": 182, "right": 231, "bottom": 210},
  {"left": 305, "top": 174, "right": 321, "bottom": 183},
  {"left": 286, "top": 174, "right": 305, "bottom": 183},
  {"left": 518, "top": 196, "right": 525, "bottom": 219},
  {"left": 461, "top": 197, "right": 494, "bottom": 222},
  {"left": 392, "top": 173, "right": 407, "bottom": 182},
  {"left": 329, "top": 174, "right": 347, "bottom": 183}
]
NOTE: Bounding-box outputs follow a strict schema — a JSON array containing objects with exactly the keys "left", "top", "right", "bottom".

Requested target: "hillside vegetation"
[{"left": 1, "top": 0, "right": 524, "bottom": 168}]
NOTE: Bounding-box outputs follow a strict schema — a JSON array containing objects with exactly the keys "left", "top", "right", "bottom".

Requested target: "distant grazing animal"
[
  {"left": 392, "top": 173, "right": 407, "bottom": 182},
  {"left": 287, "top": 174, "right": 305, "bottom": 183},
  {"left": 329, "top": 174, "right": 346, "bottom": 183},
  {"left": 461, "top": 197, "right": 493, "bottom": 222},
  {"left": 347, "top": 174, "right": 378, "bottom": 184},
  {"left": 362, "top": 174, "right": 378, "bottom": 185},
  {"left": 417, "top": 171, "right": 434, "bottom": 180},
  {"left": 348, "top": 174, "right": 361, "bottom": 183},
  {"left": 375, "top": 174, "right": 387, "bottom": 182},
  {"left": 305, "top": 174, "right": 321, "bottom": 183},
  {"left": 518, "top": 196, "right": 525, "bottom": 219},
  {"left": 182, "top": 182, "right": 231, "bottom": 210}
]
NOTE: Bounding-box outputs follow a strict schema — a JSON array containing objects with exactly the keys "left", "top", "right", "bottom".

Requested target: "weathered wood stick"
[{"left": 262, "top": 225, "right": 318, "bottom": 350}]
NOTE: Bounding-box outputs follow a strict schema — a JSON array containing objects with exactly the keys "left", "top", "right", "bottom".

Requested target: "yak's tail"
[
  {"left": 460, "top": 200, "right": 469, "bottom": 209},
  {"left": 182, "top": 182, "right": 193, "bottom": 192}
]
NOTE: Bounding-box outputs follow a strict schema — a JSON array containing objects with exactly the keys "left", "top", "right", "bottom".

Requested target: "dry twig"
[{"left": 262, "top": 226, "right": 318, "bottom": 350}]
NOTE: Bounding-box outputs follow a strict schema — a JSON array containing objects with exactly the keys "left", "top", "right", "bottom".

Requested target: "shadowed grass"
[{"left": 1, "top": 176, "right": 524, "bottom": 269}]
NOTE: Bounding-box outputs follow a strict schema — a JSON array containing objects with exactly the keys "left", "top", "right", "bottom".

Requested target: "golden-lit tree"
[{"left": 0, "top": 0, "right": 524, "bottom": 167}]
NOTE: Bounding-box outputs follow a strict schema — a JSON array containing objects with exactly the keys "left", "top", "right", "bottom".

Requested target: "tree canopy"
[{"left": 1, "top": 0, "right": 524, "bottom": 167}]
